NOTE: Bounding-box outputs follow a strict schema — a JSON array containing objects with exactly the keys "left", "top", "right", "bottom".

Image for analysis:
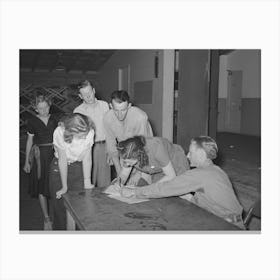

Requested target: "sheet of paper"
[
  {"left": 104, "top": 184, "right": 149, "bottom": 204},
  {"left": 107, "top": 194, "right": 149, "bottom": 204}
]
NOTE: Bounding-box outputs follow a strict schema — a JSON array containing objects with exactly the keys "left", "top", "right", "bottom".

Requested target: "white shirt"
[
  {"left": 74, "top": 99, "right": 109, "bottom": 142},
  {"left": 103, "top": 106, "right": 153, "bottom": 157},
  {"left": 53, "top": 126, "right": 94, "bottom": 163}
]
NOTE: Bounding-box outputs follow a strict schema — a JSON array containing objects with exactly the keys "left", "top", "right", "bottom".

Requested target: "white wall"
[
  {"left": 218, "top": 50, "right": 261, "bottom": 136},
  {"left": 218, "top": 55, "right": 228, "bottom": 98},
  {"left": 218, "top": 50, "right": 261, "bottom": 99},
  {"left": 227, "top": 50, "right": 261, "bottom": 98}
]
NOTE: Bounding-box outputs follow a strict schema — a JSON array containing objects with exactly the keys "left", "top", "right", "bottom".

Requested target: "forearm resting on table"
[{"left": 135, "top": 174, "right": 197, "bottom": 199}]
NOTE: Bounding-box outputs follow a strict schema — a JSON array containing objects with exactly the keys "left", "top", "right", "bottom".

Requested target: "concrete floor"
[
  {"left": 19, "top": 132, "right": 261, "bottom": 231},
  {"left": 216, "top": 132, "right": 261, "bottom": 230}
]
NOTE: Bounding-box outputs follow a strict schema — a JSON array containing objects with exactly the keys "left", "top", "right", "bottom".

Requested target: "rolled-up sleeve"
[
  {"left": 85, "top": 129, "right": 95, "bottom": 148},
  {"left": 26, "top": 119, "right": 35, "bottom": 136},
  {"left": 135, "top": 115, "right": 153, "bottom": 137},
  {"left": 53, "top": 127, "right": 66, "bottom": 150}
]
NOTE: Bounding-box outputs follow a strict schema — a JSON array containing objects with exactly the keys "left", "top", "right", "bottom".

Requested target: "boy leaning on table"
[{"left": 120, "top": 136, "right": 245, "bottom": 229}]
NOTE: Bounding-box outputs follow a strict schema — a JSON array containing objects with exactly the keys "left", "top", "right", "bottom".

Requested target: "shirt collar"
[{"left": 83, "top": 98, "right": 98, "bottom": 108}]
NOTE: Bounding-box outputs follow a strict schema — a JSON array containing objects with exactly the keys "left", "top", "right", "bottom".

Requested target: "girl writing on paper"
[{"left": 116, "top": 136, "right": 190, "bottom": 187}]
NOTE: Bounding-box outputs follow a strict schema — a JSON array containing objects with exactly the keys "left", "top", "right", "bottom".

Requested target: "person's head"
[
  {"left": 110, "top": 90, "right": 131, "bottom": 121},
  {"left": 187, "top": 136, "right": 218, "bottom": 167},
  {"left": 117, "top": 136, "right": 149, "bottom": 168},
  {"left": 31, "top": 94, "right": 52, "bottom": 117},
  {"left": 60, "top": 113, "right": 95, "bottom": 143},
  {"left": 77, "top": 80, "right": 96, "bottom": 104}
]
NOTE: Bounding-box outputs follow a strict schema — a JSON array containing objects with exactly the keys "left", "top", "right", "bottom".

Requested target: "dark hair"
[
  {"left": 77, "top": 80, "right": 93, "bottom": 90},
  {"left": 31, "top": 94, "right": 52, "bottom": 109},
  {"left": 191, "top": 136, "right": 218, "bottom": 160},
  {"left": 117, "top": 136, "right": 149, "bottom": 168},
  {"left": 59, "top": 113, "right": 95, "bottom": 143},
  {"left": 111, "top": 90, "right": 130, "bottom": 103}
]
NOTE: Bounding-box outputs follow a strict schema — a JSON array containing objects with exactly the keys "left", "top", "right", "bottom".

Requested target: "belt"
[
  {"left": 37, "top": 143, "right": 53, "bottom": 147},
  {"left": 95, "top": 140, "right": 106, "bottom": 144}
]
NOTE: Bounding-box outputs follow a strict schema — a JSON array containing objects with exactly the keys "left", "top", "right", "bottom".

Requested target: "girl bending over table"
[
  {"left": 116, "top": 136, "right": 190, "bottom": 187},
  {"left": 49, "top": 113, "right": 95, "bottom": 230}
]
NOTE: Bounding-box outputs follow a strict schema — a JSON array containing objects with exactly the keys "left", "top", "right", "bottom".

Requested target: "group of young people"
[{"left": 23, "top": 80, "right": 245, "bottom": 230}]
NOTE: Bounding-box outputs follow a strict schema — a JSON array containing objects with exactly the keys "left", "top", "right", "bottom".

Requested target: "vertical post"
[
  {"left": 208, "top": 50, "right": 220, "bottom": 139},
  {"left": 162, "top": 50, "right": 175, "bottom": 142}
]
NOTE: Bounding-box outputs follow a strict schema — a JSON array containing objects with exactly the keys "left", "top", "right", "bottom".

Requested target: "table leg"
[{"left": 66, "top": 209, "right": 76, "bottom": 230}]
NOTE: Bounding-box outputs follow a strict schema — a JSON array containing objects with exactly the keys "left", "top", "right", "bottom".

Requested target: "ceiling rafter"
[
  {"left": 66, "top": 50, "right": 81, "bottom": 73},
  {"left": 31, "top": 51, "right": 41, "bottom": 72},
  {"left": 20, "top": 50, "right": 115, "bottom": 73}
]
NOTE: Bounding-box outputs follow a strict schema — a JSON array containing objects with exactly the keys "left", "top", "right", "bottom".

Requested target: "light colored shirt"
[
  {"left": 135, "top": 162, "right": 243, "bottom": 222},
  {"left": 103, "top": 106, "right": 153, "bottom": 157},
  {"left": 53, "top": 126, "right": 94, "bottom": 163},
  {"left": 74, "top": 99, "right": 109, "bottom": 142}
]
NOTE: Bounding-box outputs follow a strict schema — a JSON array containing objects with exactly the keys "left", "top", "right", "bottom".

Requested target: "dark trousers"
[{"left": 49, "top": 158, "right": 84, "bottom": 230}]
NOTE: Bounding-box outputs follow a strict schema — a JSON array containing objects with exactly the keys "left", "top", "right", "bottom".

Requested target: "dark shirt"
[{"left": 26, "top": 115, "right": 58, "bottom": 144}]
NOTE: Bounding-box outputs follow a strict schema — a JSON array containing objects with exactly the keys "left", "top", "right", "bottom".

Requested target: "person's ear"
[
  {"left": 78, "top": 94, "right": 83, "bottom": 100},
  {"left": 197, "top": 148, "right": 207, "bottom": 162},
  {"left": 109, "top": 103, "right": 113, "bottom": 109},
  {"left": 127, "top": 103, "right": 132, "bottom": 109}
]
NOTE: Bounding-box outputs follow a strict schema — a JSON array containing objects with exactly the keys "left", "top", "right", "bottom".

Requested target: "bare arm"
[
  {"left": 112, "top": 156, "right": 122, "bottom": 175},
  {"left": 56, "top": 147, "right": 68, "bottom": 198},
  {"left": 103, "top": 116, "right": 121, "bottom": 175},
  {"left": 82, "top": 148, "right": 94, "bottom": 188},
  {"left": 23, "top": 134, "right": 33, "bottom": 173},
  {"left": 135, "top": 116, "right": 153, "bottom": 137}
]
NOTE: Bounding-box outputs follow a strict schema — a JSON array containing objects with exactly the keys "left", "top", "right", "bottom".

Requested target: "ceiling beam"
[
  {"left": 66, "top": 50, "right": 81, "bottom": 73},
  {"left": 31, "top": 51, "right": 40, "bottom": 72},
  {"left": 49, "top": 50, "right": 61, "bottom": 72}
]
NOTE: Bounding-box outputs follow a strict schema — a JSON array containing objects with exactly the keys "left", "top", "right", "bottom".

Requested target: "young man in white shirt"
[
  {"left": 74, "top": 80, "right": 111, "bottom": 188},
  {"left": 103, "top": 90, "right": 153, "bottom": 177}
]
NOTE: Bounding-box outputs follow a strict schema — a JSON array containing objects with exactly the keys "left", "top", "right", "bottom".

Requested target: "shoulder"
[
  {"left": 212, "top": 164, "right": 229, "bottom": 177},
  {"left": 49, "top": 114, "right": 59, "bottom": 124},
  {"left": 103, "top": 109, "right": 114, "bottom": 121},
  {"left": 88, "top": 129, "right": 95, "bottom": 138},
  {"left": 146, "top": 137, "right": 164, "bottom": 147},
  {"left": 145, "top": 137, "right": 160, "bottom": 146},
  {"left": 74, "top": 103, "right": 85, "bottom": 113},
  {"left": 97, "top": 99, "right": 109, "bottom": 108},
  {"left": 97, "top": 100, "right": 110, "bottom": 113},
  {"left": 53, "top": 126, "right": 64, "bottom": 137},
  {"left": 145, "top": 137, "right": 165, "bottom": 155},
  {"left": 26, "top": 115, "right": 39, "bottom": 130},
  {"left": 26, "top": 114, "right": 38, "bottom": 124},
  {"left": 129, "top": 106, "right": 148, "bottom": 119}
]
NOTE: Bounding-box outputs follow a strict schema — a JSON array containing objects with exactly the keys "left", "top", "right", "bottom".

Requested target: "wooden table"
[{"left": 62, "top": 188, "right": 240, "bottom": 231}]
